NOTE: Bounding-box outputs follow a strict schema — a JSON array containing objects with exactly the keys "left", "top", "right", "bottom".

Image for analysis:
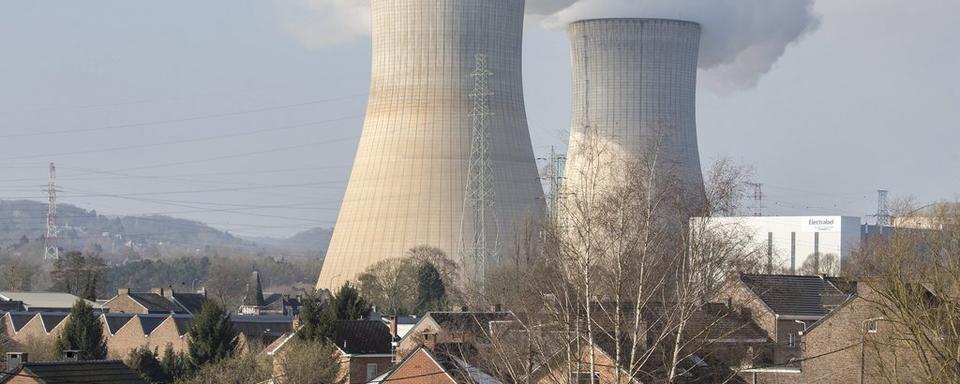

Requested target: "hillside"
[{"left": 0, "top": 200, "right": 328, "bottom": 259}]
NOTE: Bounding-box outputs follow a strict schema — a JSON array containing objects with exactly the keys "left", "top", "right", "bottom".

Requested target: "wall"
[
  {"left": 699, "top": 216, "right": 861, "bottom": 275},
  {"left": 386, "top": 349, "right": 456, "bottom": 384}
]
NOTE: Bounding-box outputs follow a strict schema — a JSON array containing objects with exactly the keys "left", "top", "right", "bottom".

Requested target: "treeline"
[{"left": 0, "top": 252, "right": 322, "bottom": 307}]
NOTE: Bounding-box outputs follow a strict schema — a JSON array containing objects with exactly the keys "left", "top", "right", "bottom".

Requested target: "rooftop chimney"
[
  {"left": 62, "top": 350, "right": 81, "bottom": 362},
  {"left": 5, "top": 352, "right": 27, "bottom": 368},
  {"left": 118, "top": 288, "right": 129, "bottom": 295}
]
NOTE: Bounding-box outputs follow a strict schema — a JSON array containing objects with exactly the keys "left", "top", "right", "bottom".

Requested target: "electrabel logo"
[{"left": 808, "top": 218, "right": 835, "bottom": 231}]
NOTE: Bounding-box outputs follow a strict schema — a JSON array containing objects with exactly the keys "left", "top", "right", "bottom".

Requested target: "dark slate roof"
[
  {"left": 0, "top": 300, "right": 24, "bottom": 312},
  {"left": 427, "top": 312, "right": 519, "bottom": 338},
  {"left": 15, "top": 360, "right": 146, "bottom": 383},
  {"left": 334, "top": 320, "right": 392, "bottom": 355},
  {"left": 127, "top": 293, "right": 187, "bottom": 314},
  {"left": 8, "top": 312, "right": 36, "bottom": 332},
  {"left": 739, "top": 274, "right": 851, "bottom": 317},
  {"left": 138, "top": 315, "right": 170, "bottom": 334},
  {"left": 103, "top": 313, "right": 135, "bottom": 335},
  {"left": 172, "top": 315, "right": 193, "bottom": 336},
  {"left": 171, "top": 293, "right": 206, "bottom": 315},
  {"left": 242, "top": 271, "right": 266, "bottom": 306},
  {"left": 232, "top": 315, "right": 294, "bottom": 337},
  {"left": 38, "top": 312, "right": 69, "bottom": 332}
]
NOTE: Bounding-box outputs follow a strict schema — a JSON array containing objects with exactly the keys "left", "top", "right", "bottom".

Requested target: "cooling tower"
[
  {"left": 564, "top": 19, "right": 705, "bottom": 210},
  {"left": 317, "top": 0, "right": 544, "bottom": 290}
]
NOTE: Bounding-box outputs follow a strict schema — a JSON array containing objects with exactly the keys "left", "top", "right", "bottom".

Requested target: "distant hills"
[{"left": 0, "top": 200, "right": 330, "bottom": 259}]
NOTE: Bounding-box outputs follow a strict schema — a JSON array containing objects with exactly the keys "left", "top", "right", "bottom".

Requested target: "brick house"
[
  {"left": 267, "top": 319, "right": 394, "bottom": 384},
  {"left": 714, "top": 274, "right": 854, "bottom": 366},
  {"left": 2, "top": 311, "right": 292, "bottom": 360},
  {"left": 793, "top": 282, "right": 927, "bottom": 384},
  {"left": 1, "top": 352, "right": 145, "bottom": 384},
  {"left": 396, "top": 311, "right": 520, "bottom": 357},
  {"left": 370, "top": 346, "right": 502, "bottom": 384},
  {"left": 102, "top": 287, "right": 206, "bottom": 315},
  {"left": 332, "top": 320, "right": 394, "bottom": 383}
]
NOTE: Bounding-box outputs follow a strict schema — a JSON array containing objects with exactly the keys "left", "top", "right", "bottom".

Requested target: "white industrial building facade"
[{"left": 697, "top": 216, "right": 862, "bottom": 276}]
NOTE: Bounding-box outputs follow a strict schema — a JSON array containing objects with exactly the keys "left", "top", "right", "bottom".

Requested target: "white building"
[{"left": 694, "top": 216, "right": 862, "bottom": 276}]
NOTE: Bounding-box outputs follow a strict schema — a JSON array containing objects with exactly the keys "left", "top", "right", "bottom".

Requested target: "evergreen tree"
[
  {"left": 54, "top": 300, "right": 108, "bottom": 360},
  {"left": 297, "top": 290, "right": 335, "bottom": 342},
  {"left": 298, "top": 284, "right": 371, "bottom": 342},
  {"left": 127, "top": 346, "right": 168, "bottom": 384},
  {"left": 160, "top": 344, "right": 188, "bottom": 380},
  {"left": 187, "top": 301, "right": 237, "bottom": 370},
  {"left": 416, "top": 262, "right": 446, "bottom": 314},
  {"left": 330, "top": 283, "right": 371, "bottom": 320}
]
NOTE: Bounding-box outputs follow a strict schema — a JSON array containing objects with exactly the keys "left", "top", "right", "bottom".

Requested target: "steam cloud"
[{"left": 283, "top": 0, "right": 820, "bottom": 91}]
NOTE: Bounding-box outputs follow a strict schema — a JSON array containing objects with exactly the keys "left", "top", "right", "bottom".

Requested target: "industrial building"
[
  {"left": 317, "top": 0, "right": 544, "bottom": 290},
  {"left": 563, "top": 19, "right": 706, "bottom": 210},
  {"left": 695, "top": 216, "right": 863, "bottom": 276}
]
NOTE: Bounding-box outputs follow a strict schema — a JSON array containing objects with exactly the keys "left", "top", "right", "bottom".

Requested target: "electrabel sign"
[{"left": 801, "top": 216, "right": 841, "bottom": 232}]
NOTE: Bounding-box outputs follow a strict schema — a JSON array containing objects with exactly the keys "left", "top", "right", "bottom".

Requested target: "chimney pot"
[
  {"left": 62, "top": 350, "right": 81, "bottom": 362},
  {"left": 6, "top": 352, "right": 28, "bottom": 368}
]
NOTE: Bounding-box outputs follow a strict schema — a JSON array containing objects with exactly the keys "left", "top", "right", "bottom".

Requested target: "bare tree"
[
  {"left": 470, "top": 130, "right": 765, "bottom": 384},
  {"left": 846, "top": 200, "right": 960, "bottom": 383},
  {"left": 272, "top": 339, "right": 341, "bottom": 384}
]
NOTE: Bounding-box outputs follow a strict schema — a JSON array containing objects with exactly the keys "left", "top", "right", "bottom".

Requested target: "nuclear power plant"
[
  {"left": 317, "top": 0, "right": 544, "bottom": 290},
  {"left": 563, "top": 19, "right": 705, "bottom": 208}
]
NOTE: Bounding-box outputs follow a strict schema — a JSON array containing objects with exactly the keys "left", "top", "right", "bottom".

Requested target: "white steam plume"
[
  {"left": 282, "top": 0, "right": 820, "bottom": 91},
  {"left": 278, "top": 0, "right": 371, "bottom": 49},
  {"left": 537, "top": 0, "right": 821, "bottom": 91}
]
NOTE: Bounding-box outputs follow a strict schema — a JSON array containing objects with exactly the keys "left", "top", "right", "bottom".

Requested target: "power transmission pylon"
[
  {"left": 876, "top": 189, "right": 890, "bottom": 228},
  {"left": 463, "top": 53, "right": 499, "bottom": 289},
  {"left": 746, "top": 182, "right": 763, "bottom": 216},
  {"left": 538, "top": 147, "right": 566, "bottom": 222},
  {"left": 44, "top": 162, "right": 60, "bottom": 260}
]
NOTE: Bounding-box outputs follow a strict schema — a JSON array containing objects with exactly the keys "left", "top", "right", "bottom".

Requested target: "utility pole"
[
  {"left": 44, "top": 162, "right": 60, "bottom": 260},
  {"left": 463, "top": 53, "right": 499, "bottom": 289},
  {"left": 746, "top": 182, "right": 763, "bottom": 216}
]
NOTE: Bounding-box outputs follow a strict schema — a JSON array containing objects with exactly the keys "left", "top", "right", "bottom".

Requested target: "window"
[
  {"left": 787, "top": 333, "right": 796, "bottom": 348},
  {"left": 366, "top": 363, "right": 378, "bottom": 381},
  {"left": 867, "top": 320, "right": 879, "bottom": 334}
]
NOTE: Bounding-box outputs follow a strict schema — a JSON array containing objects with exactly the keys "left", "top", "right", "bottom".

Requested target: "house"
[
  {"left": 267, "top": 319, "right": 394, "bottom": 384},
  {"left": 369, "top": 346, "right": 502, "bottom": 384},
  {"left": 0, "top": 352, "right": 146, "bottom": 384},
  {"left": 2, "top": 311, "right": 294, "bottom": 360},
  {"left": 784, "top": 282, "right": 929, "bottom": 384},
  {"left": 0, "top": 292, "right": 101, "bottom": 312},
  {"left": 713, "top": 274, "right": 854, "bottom": 365},
  {"left": 237, "top": 271, "right": 301, "bottom": 316},
  {"left": 333, "top": 320, "right": 394, "bottom": 383},
  {"left": 397, "top": 311, "right": 521, "bottom": 357},
  {"left": 527, "top": 303, "right": 769, "bottom": 383},
  {"left": 102, "top": 287, "right": 206, "bottom": 315},
  {"left": 233, "top": 315, "right": 296, "bottom": 353}
]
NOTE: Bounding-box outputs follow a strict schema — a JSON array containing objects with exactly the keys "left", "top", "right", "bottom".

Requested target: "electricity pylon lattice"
[
  {"left": 44, "top": 162, "right": 60, "bottom": 260},
  {"left": 463, "top": 53, "right": 499, "bottom": 288},
  {"left": 876, "top": 190, "right": 890, "bottom": 227}
]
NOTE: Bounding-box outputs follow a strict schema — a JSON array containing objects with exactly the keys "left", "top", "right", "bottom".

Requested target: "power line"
[
  {"left": 0, "top": 115, "right": 362, "bottom": 161},
  {"left": 0, "top": 94, "right": 366, "bottom": 139}
]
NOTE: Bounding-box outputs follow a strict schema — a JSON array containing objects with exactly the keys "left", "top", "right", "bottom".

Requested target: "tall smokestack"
[
  {"left": 317, "top": 0, "right": 544, "bottom": 290},
  {"left": 563, "top": 18, "right": 705, "bottom": 211}
]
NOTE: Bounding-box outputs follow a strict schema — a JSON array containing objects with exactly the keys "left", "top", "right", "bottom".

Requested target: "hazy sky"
[{"left": 1, "top": 0, "right": 957, "bottom": 238}]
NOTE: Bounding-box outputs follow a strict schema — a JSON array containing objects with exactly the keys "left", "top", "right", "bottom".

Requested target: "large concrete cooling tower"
[
  {"left": 317, "top": 0, "right": 544, "bottom": 290},
  {"left": 564, "top": 19, "right": 705, "bottom": 209}
]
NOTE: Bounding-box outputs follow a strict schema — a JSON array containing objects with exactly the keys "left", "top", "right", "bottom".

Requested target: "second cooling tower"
[
  {"left": 317, "top": 0, "right": 544, "bottom": 290},
  {"left": 564, "top": 19, "right": 705, "bottom": 209}
]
